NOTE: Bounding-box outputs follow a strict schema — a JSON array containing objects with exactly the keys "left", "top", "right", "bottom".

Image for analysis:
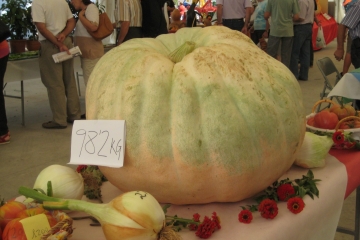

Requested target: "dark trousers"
[
  {"left": 251, "top": 30, "right": 266, "bottom": 45},
  {"left": 116, "top": 27, "right": 143, "bottom": 45},
  {"left": 223, "top": 19, "right": 244, "bottom": 32},
  {"left": 0, "top": 54, "right": 9, "bottom": 135},
  {"left": 351, "top": 38, "right": 360, "bottom": 109}
]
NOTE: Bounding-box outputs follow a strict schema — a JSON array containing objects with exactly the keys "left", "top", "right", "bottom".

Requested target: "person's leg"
[
  {"left": 351, "top": 38, "right": 360, "bottom": 109},
  {"left": 38, "top": 41, "right": 68, "bottom": 127},
  {"left": 290, "top": 25, "right": 303, "bottom": 78},
  {"left": 0, "top": 54, "right": 9, "bottom": 136},
  {"left": 80, "top": 57, "right": 100, "bottom": 87},
  {"left": 280, "top": 37, "right": 294, "bottom": 68},
  {"left": 298, "top": 24, "right": 313, "bottom": 80},
  {"left": 62, "top": 37, "right": 81, "bottom": 121},
  {"left": 267, "top": 35, "right": 281, "bottom": 59}
]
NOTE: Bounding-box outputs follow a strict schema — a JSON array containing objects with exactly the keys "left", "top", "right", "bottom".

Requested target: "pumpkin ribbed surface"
[{"left": 87, "top": 26, "right": 306, "bottom": 204}]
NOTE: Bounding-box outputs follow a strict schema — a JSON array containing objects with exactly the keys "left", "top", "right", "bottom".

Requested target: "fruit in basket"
[
  {"left": 0, "top": 201, "right": 26, "bottom": 230},
  {"left": 307, "top": 116, "right": 315, "bottom": 126},
  {"left": 86, "top": 26, "right": 306, "bottom": 204},
  {"left": 2, "top": 213, "right": 57, "bottom": 240},
  {"left": 330, "top": 103, "right": 356, "bottom": 120},
  {"left": 314, "top": 111, "right": 339, "bottom": 129}
]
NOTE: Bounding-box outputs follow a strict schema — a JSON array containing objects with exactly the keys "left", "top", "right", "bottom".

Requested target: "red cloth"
[
  {"left": 329, "top": 148, "right": 360, "bottom": 198},
  {"left": 312, "top": 14, "right": 338, "bottom": 51}
]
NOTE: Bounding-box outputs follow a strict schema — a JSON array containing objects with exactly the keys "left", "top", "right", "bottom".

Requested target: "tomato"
[
  {"left": 0, "top": 201, "right": 26, "bottom": 230},
  {"left": 2, "top": 218, "right": 26, "bottom": 240},
  {"left": 338, "top": 121, "right": 351, "bottom": 129},
  {"left": 314, "top": 111, "right": 339, "bottom": 129},
  {"left": 2, "top": 214, "right": 57, "bottom": 240},
  {"left": 307, "top": 116, "right": 315, "bottom": 126}
]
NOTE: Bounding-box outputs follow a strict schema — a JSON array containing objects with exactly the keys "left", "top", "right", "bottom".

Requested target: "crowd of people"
[{"left": 0, "top": 0, "right": 359, "bottom": 145}]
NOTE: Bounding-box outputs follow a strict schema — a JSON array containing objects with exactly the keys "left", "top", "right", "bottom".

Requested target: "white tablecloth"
[
  {"left": 328, "top": 69, "right": 360, "bottom": 99},
  {"left": 68, "top": 154, "right": 347, "bottom": 240}
]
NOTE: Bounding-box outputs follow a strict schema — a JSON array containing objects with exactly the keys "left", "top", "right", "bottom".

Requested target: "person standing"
[
  {"left": 334, "top": 1, "right": 360, "bottom": 108},
  {"left": 334, "top": 1, "right": 360, "bottom": 68},
  {"left": 289, "top": 0, "right": 320, "bottom": 81},
  {"left": 216, "top": 0, "right": 253, "bottom": 34},
  {"left": 264, "top": 0, "right": 300, "bottom": 68},
  {"left": 32, "top": 0, "right": 82, "bottom": 129},
  {"left": 0, "top": 39, "right": 10, "bottom": 144},
  {"left": 116, "top": 0, "right": 142, "bottom": 45},
  {"left": 251, "top": 0, "right": 268, "bottom": 45},
  {"left": 71, "top": 0, "right": 104, "bottom": 87}
]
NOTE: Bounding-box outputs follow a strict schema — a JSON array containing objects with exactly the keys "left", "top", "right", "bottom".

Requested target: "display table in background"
[
  {"left": 3, "top": 44, "right": 115, "bottom": 125},
  {"left": 67, "top": 150, "right": 360, "bottom": 240},
  {"left": 312, "top": 13, "right": 338, "bottom": 51}
]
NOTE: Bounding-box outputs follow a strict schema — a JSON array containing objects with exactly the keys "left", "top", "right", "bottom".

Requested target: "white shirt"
[
  {"left": 216, "top": 0, "right": 252, "bottom": 19},
  {"left": 32, "top": 0, "right": 74, "bottom": 41},
  {"left": 74, "top": 4, "right": 99, "bottom": 37}
]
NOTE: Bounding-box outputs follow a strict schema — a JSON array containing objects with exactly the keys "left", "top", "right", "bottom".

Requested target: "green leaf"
[{"left": 162, "top": 204, "right": 171, "bottom": 214}]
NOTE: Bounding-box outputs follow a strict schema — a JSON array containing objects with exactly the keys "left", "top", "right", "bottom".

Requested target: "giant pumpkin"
[{"left": 86, "top": 26, "right": 306, "bottom": 204}]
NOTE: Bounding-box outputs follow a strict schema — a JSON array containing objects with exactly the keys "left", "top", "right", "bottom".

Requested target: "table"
[
  {"left": 2, "top": 45, "right": 115, "bottom": 125},
  {"left": 66, "top": 150, "right": 360, "bottom": 240},
  {"left": 328, "top": 68, "right": 360, "bottom": 100},
  {"left": 312, "top": 13, "right": 338, "bottom": 51}
]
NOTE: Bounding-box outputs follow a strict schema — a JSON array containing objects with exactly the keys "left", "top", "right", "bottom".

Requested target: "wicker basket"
[{"left": 306, "top": 99, "right": 360, "bottom": 140}]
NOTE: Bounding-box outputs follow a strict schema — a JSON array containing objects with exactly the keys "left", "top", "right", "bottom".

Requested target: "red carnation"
[
  {"left": 211, "top": 212, "right": 221, "bottom": 230},
  {"left": 287, "top": 197, "right": 305, "bottom": 214},
  {"left": 258, "top": 199, "right": 278, "bottom": 219},
  {"left": 238, "top": 209, "right": 253, "bottom": 224},
  {"left": 277, "top": 183, "right": 295, "bottom": 201},
  {"left": 189, "top": 213, "right": 201, "bottom": 231},
  {"left": 195, "top": 216, "right": 217, "bottom": 239},
  {"left": 332, "top": 131, "right": 345, "bottom": 145}
]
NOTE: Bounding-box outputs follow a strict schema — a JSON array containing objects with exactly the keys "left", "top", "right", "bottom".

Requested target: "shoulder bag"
[
  {"left": 0, "top": 20, "right": 11, "bottom": 42},
  {"left": 87, "top": 12, "right": 114, "bottom": 41}
]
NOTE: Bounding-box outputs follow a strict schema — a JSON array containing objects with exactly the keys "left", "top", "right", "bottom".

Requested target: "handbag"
[
  {"left": 87, "top": 12, "right": 114, "bottom": 41},
  {"left": 316, "top": 26, "right": 326, "bottom": 49},
  {"left": 0, "top": 20, "right": 11, "bottom": 42}
]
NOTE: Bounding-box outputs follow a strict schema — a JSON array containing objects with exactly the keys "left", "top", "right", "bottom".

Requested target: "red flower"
[
  {"left": 195, "top": 216, "right": 217, "bottom": 239},
  {"left": 332, "top": 131, "right": 345, "bottom": 145},
  {"left": 76, "top": 165, "right": 87, "bottom": 173},
  {"left": 258, "top": 199, "right": 278, "bottom": 219},
  {"left": 189, "top": 213, "right": 201, "bottom": 231},
  {"left": 238, "top": 209, "right": 253, "bottom": 224},
  {"left": 211, "top": 212, "right": 221, "bottom": 230},
  {"left": 344, "top": 141, "right": 356, "bottom": 149},
  {"left": 193, "top": 213, "right": 201, "bottom": 222},
  {"left": 277, "top": 183, "right": 295, "bottom": 201},
  {"left": 287, "top": 197, "right": 305, "bottom": 214}
]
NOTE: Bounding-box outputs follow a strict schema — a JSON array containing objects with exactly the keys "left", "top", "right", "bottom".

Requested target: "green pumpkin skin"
[{"left": 87, "top": 26, "right": 306, "bottom": 204}]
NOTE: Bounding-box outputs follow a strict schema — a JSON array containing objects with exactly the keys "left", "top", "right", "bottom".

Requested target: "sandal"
[{"left": 0, "top": 131, "right": 10, "bottom": 145}]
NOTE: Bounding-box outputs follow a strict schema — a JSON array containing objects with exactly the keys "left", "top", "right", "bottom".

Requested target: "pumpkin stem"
[{"left": 168, "top": 41, "right": 196, "bottom": 63}]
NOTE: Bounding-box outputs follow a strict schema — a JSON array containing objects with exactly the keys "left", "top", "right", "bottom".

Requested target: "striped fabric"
[
  {"left": 118, "top": 0, "right": 142, "bottom": 27},
  {"left": 341, "top": 1, "right": 360, "bottom": 40}
]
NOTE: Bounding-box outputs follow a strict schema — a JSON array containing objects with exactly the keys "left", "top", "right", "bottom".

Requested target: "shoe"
[
  {"left": 81, "top": 113, "right": 86, "bottom": 119},
  {"left": 67, "top": 118, "right": 74, "bottom": 124},
  {"left": 42, "top": 121, "right": 67, "bottom": 129},
  {"left": 0, "top": 131, "right": 10, "bottom": 144}
]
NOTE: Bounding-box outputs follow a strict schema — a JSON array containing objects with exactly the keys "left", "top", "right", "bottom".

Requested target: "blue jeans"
[{"left": 290, "top": 24, "right": 313, "bottom": 80}]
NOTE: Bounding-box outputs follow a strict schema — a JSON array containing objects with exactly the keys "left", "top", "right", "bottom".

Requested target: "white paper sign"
[{"left": 69, "top": 120, "right": 126, "bottom": 168}]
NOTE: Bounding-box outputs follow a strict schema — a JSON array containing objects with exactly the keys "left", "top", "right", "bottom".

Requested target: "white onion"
[{"left": 33, "top": 165, "right": 84, "bottom": 200}]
